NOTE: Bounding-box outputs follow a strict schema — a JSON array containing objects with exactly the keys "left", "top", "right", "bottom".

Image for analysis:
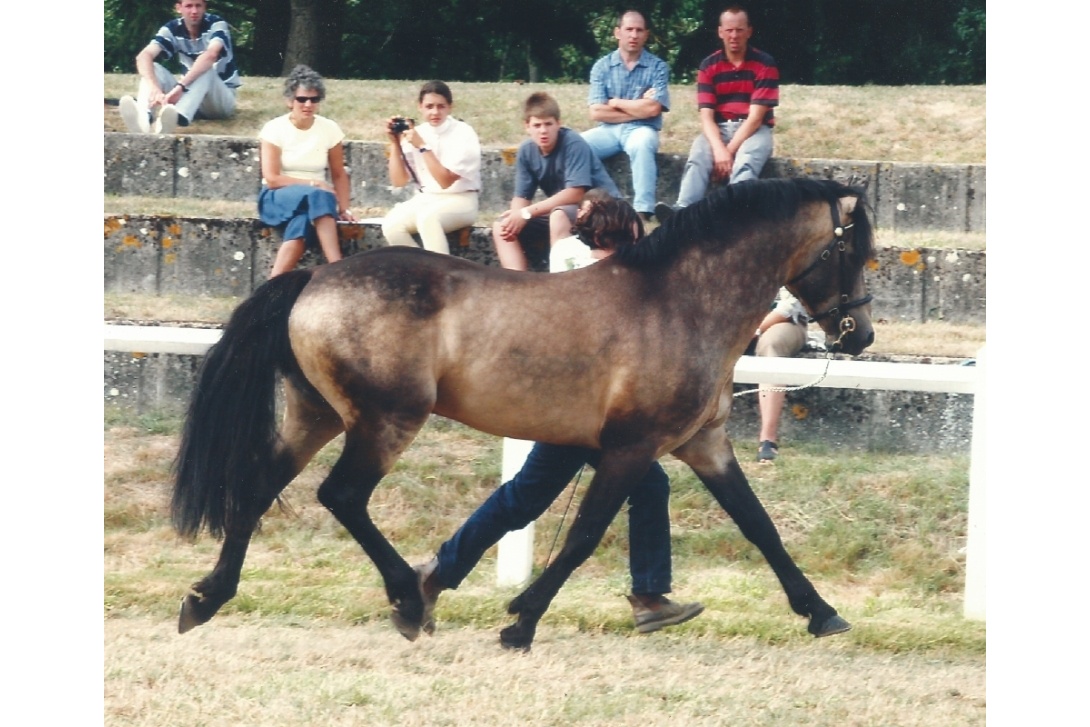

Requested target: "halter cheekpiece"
[{"left": 787, "top": 196, "right": 872, "bottom": 349}]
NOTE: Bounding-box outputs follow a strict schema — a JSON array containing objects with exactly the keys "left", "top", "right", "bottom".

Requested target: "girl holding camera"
[{"left": 383, "top": 80, "right": 482, "bottom": 255}]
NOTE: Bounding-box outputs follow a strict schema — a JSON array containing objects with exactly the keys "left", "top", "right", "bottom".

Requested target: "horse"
[{"left": 171, "top": 177, "right": 875, "bottom": 650}]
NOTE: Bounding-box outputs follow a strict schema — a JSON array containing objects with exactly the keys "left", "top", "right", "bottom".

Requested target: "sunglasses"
[{"left": 294, "top": 96, "right": 321, "bottom": 104}]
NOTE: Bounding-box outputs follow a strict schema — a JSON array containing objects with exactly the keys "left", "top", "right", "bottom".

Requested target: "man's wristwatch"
[
  {"left": 520, "top": 207, "right": 533, "bottom": 221},
  {"left": 417, "top": 146, "right": 430, "bottom": 154}
]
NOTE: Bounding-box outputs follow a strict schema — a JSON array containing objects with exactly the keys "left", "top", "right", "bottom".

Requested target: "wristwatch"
[
  {"left": 417, "top": 146, "right": 430, "bottom": 154},
  {"left": 520, "top": 207, "right": 533, "bottom": 221}
]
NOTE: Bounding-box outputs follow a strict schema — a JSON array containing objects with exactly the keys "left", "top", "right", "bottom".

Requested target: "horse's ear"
[{"left": 839, "top": 195, "right": 858, "bottom": 216}]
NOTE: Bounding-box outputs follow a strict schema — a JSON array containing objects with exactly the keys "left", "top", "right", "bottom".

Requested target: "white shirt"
[
  {"left": 771, "top": 287, "right": 808, "bottom": 324},
  {"left": 550, "top": 235, "right": 600, "bottom": 272},
  {"left": 399, "top": 117, "right": 481, "bottom": 194}
]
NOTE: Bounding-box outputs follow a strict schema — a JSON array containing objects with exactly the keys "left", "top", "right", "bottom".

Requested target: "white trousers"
[
  {"left": 382, "top": 191, "right": 479, "bottom": 255},
  {"left": 138, "top": 62, "right": 237, "bottom": 123}
]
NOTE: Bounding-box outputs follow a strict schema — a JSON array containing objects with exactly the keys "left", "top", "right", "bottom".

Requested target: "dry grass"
[
  {"left": 105, "top": 618, "right": 984, "bottom": 727},
  {"left": 105, "top": 414, "right": 984, "bottom": 724},
  {"left": 103, "top": 75, "right": 985, "bottom": 164}
]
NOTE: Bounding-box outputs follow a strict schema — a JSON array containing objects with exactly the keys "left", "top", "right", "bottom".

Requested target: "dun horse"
[{"left": 172, "top": 177, "right": 875, "bottom": 650}]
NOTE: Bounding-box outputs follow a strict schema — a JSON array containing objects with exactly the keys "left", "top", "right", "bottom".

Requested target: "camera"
[{"left": 390, "top": 116, "right": 415, "bottom": 134}]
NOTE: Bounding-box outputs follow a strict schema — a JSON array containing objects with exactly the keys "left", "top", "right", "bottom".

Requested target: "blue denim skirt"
[{"left": 258, "top": 184, "right": 338, "bottom": 247}]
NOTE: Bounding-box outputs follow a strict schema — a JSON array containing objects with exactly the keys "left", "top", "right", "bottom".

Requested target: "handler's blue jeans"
[
  {"left": 675, "top": 122, "right": 774, "bottom": 207},
  {"left": 582, "top": 123, "right": 660, "bottom": 215},
  {"left": 435, "top": 442, "right": 673, "bottom": 595}
]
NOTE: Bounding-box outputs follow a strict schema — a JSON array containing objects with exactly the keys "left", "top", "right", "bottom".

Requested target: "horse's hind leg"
[
  {"left": 501, "top": 448, "right": 653, "bottom": 650},
  {"left": 673, "top": 429, "right": 850, "bottom": 637},
  {"left": 315, "top": 414, "right": 431, "bottom": 641},
  {"left": 179, "top": 381, "right": 344, "bottom": 633}
]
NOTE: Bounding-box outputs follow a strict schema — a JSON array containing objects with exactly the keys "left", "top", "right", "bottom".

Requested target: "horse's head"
[{"left": 786, "top": 192, "right": 875, "bottom": 356}]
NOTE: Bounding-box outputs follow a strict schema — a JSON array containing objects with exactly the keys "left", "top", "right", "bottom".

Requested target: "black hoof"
[
  {"left": 390, "top": 609, "right": 422, "bottom": 642},
  {"left": 178, "top": 592, "right": 215, "bottom": 634},
  {"left": 810, "top": 613, "right": 852, "bottom": 637},
  {"left": 499, "top": 622, "right": 534, "bottom": 652}
]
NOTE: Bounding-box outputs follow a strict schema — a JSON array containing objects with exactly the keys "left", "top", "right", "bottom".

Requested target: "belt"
[{"left": 721, "top": 115, "right": 747, "bottom": 123}]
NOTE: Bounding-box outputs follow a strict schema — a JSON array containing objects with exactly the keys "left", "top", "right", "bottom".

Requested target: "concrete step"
[
  {"left": 105, "top": 133, "right": 985, "bottom": 233},
  {"left": 104, "top": 215, "right": 986, "bottom": 324}
]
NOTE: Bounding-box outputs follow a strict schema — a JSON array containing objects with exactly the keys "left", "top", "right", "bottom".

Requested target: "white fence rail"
[{"left": 104, "top": 325, "right": 985, "bottom": 621}]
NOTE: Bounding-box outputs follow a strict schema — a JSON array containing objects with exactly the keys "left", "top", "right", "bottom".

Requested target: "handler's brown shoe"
[{"left": 627, "top": 594, "right": 704, "bottom": 634}]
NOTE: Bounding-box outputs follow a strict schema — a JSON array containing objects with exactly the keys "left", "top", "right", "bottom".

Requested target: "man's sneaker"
[
  {"left": 627, "top": 594, "right": 704, "bottom": 634},
  {"left": 757, "top": 440, "right": 779, "bottom": 463},
  {"left": 119, "top": 95, "right": 149, "bottom": 133},
  {"left": 654, "top": 202, "right": 677, "bottom": 223},
  {"left": 155, "top": 104, "right": 180, "bottom": 135}
]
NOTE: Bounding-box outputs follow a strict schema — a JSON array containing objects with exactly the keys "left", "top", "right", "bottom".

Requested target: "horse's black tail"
[{"left": 172, "top": 269, "right": 314, "bottom": 539}]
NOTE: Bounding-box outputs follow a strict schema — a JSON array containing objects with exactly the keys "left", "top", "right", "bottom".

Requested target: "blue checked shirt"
[{"left": 587, "top": 49, "right": 670, "bottom": 131}]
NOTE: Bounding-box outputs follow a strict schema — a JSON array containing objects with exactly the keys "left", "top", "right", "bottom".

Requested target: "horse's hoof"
[
  {"left": 810, "top": 613, "right": 852, "bottom": 637},
  {"left": 178, "top": 594, "right": 209, "bottom": 634},
  {"left": 390, "top": 610, "right": 422, "bottom": 642},
  {"left": 499, "top": 622, "right": 534, "bottom": 652}
]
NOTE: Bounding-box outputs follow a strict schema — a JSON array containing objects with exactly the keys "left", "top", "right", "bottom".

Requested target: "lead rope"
[
  {"left": 545, "top": 466, "right": 586, "bottom": 568},
  {"left": 732, "top": 317, "right": 857, "bottom": 398}
]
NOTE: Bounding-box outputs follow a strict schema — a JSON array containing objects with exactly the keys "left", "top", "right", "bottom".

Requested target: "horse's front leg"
[
  {"left": 673, "top": 429, "right": 850, "bottom": 637},
  {"left": 501, "top": 448, "right": 653, "bottom": 650}
]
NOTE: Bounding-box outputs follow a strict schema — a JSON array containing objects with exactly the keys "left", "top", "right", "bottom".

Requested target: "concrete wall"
[
  {"left": 103, "top": 349, "right": 976, "bottom": 454},
  {"left": 104, "top": 214, "right": 986, "bottom": 323},
  {"left": 104, "top": 133, "right": 986, "bottom": 233}
]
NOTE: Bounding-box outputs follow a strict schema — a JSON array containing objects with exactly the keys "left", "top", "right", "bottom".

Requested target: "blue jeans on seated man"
[
  {"left": 675, "top": 122, "right": 774, "bottom": 208},
  {"left": 582, "top": 123, "right": 660, "bottom": 215},
  {"left": 434, "top": 441, "right": 673, "bottom": 595}
]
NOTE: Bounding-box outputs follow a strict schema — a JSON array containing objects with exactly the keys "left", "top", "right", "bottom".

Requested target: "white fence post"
[
  {"left": 963, "top": 346, "right": 986, "bottom": 620},
  {"left": 495, "top": 438, "right": 535, "bottom": 586}
]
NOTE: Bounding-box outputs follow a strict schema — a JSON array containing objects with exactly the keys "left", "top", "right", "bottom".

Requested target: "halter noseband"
[{"left": 787, "top": 197, "right": 872, "bottom": 348}]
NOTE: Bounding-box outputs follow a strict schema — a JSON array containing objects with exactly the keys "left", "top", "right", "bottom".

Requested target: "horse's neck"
[{"left": 670, "top": 228, "right": 798, "bottom": 314}]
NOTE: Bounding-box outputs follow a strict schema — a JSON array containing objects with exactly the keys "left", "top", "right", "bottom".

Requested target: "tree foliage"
[{"left": 104, "top": 0, "right": 985, "bottom": 84}]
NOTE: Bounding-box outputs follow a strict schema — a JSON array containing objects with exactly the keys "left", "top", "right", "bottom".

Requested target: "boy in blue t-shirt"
[{"left": 492, "top": 92, "right": 620, "bottom": 270}]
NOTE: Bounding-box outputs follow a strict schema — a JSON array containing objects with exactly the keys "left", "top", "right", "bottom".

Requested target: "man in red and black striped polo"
[{"left": 656, "top": 5, "right": 778, "bottom": 214}]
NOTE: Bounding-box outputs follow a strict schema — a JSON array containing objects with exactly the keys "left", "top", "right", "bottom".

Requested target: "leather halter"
[{"left": 787, "top": 197, "right": 872, "bottom": 347}]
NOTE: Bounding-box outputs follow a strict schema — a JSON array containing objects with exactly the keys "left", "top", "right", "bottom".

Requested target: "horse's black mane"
[{"left": 614, "top": 177, "right": 873, "bottom": 268}]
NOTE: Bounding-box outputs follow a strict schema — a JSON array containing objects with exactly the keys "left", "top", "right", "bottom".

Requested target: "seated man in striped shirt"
[
  {"left": 118, "top": 0, "right": 241, "bottom": 135},
  {"left": 656, "top": 5, "right": 778, "bottom": 216}
]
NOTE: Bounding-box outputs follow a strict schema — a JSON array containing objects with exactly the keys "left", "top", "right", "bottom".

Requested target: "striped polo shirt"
[
  {"left": 152, "top": 13, "right": 241, "bottom": 88},
  {"left": 695, "top": 46, "right": 778, "bottom": 127}
]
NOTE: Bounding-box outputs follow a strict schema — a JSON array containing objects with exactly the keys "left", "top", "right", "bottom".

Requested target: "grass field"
[
  {"left": 104, "top": 411, "right": 985, "bottom": 725},
  {"left": 103, "top": 75, "right": 985, "bottom": 165}
]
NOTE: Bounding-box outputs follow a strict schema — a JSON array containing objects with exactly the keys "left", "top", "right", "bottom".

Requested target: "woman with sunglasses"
[
  {"left": 258, "top": 65, "right": 356, "bottom": 276},
  {"left": 382, "top": 80, "right": 481, "bottom": 255}
]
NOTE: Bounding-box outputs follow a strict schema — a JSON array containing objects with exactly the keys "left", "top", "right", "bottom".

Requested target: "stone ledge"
[
  {"left": 103, "top": 215, "right": 986, "bottom": 324},
  {"left": 104, "top": 133, "right": 986, "bottom": 233}
]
